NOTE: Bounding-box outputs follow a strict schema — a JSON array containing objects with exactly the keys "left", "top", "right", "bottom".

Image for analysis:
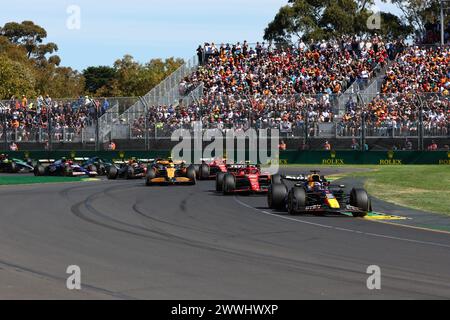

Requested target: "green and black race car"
[{"left": 0, "top": 154, "right": 34, "bottom": 173}]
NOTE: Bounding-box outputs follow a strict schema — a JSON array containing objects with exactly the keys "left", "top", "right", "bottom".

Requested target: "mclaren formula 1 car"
[
  {"left": 216, "top": 164, "right": 271, "bottom": 194},
  {"left": 0, "top": 154, "right": 34, "bottom": 173},
  {"left": 145, "top": 159, "right": 196, "bottom": 186},
  {"left": 267, "top": 171, "right": 372, "bottom": 217},
  {"left": 107, "top": 159, "right": 148, "bottom": 180},
  {"left": 34, "top": 158, "right": 98, "bottom": 177}
]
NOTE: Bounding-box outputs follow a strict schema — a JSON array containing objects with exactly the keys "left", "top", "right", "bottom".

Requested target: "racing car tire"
[
  {"left": 126, "top": 166, "right": 135, "bottom": 180},
  {"left": 107, "top": 166, "right": 118, "bottom": 180},
  {"left": 198, "top": 164, "right": 210, "bottom": 180},
  {"left": 216, "top": 172, "right": 225, "bottom": 192},
  {"left": 287, "top": 187, "right": 306, "bottom": 215},
  {"left": 350, "top": 188, "right": 370, "bottom": 217},
  {"left": 9, "top": 161, "right": 19, "bottom": 173},
  {"left": 186, "top": 165, "right": 197, "bottom": 184},
  {"left": 193, "top": 164, "right": 200, "bottom": 178},
  {"left": 145, "top": 169, "right": 156, "bottom": 186},
  {"left": 98, "top": 164, "right": 106, "bottom": 176},
  {"left": 222, "top": 174, "right": 235, "bottom": 195},
  {"left": 271, "top": 174, "right": 282, "bottom": 185},
  {"left": 64, "top": 167, "right": 73, "bottom": 177},
  {"left": 34, "top": 165, "right": 46, "bottom": 176},
  {"left": 268, "top": 183, "right": 288, "bottom": 210},
  {"left": 88, "top": 164, "right": 97, "bottom": 173}
]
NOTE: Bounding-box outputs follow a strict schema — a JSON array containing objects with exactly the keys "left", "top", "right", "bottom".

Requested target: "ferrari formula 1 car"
[
  {"left": 267, "top": 171, "right": 372, "bottom": 217},
  {"left": 215, "top": 164, "right": 271, "bottom": 194},
  {"left": 146, "top": 159, "right": 196, "bottom": 186},
  {"left": 0, "top": 154, "right": 34, "bottom": 173},
  {"left": 195, "top": 158, "right": 228, "bottom": 180},
  {"left": 34, "top": 158, "right": 98, "bottom": 177},
  {"left": 107, "top": 159, "right": 148, "bottom": 180}
]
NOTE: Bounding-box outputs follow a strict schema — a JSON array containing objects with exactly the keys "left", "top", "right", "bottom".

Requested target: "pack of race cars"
[{"left": 0, "top": 154, "right": 373, "bottom": 217}]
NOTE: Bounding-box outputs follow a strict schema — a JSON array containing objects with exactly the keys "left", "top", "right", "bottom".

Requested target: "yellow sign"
[
  {"left": 379, "top": 151, "right": 402, "bottom": 165},
  {"left": 322, "top": 159, "right": 345, "bottom": 165},
  {"left": 268, "top": 159, "right": 288, "bottom": 165},
  {"left": 379, "top": 159, "right": 403, "bottom": 165}
]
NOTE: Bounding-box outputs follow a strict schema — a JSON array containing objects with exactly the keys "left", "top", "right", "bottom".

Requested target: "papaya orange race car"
[{"left": 145, "top": 159, "right": 196, "bottom": 186}]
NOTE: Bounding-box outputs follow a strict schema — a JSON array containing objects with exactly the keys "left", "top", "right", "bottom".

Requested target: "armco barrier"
[{"left": 4, "top": 150, "right": 450, "bottom": 165}]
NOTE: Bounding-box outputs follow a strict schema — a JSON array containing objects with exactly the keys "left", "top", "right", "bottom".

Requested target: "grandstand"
[{"left": 1, "top": 37, "right": 448, "bottom": 152}]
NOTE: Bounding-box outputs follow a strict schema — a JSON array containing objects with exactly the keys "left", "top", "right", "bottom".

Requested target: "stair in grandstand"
[
  {"left": 337, "top": 58, "right": 394, "bottom": 116},
  {"left": 120, "top": 54, "right": 201, "bottom": 126},
  {"left": 358, "top": 56, "right": 395, "bottom": 106}
]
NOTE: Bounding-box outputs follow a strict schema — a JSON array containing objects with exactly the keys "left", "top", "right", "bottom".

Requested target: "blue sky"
[{"left": 0, "top": 0, "right": 400, "bottom": 71}]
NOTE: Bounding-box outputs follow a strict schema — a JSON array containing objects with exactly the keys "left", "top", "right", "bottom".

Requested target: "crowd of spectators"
[
  {"left": 2, "top": 38, "right": 449, "bottom": 148},
  {"left": 339, "top": 93, "right": 449, "bottom": 137},
  {"left": 187, "top": 36, "right": 394, "bottom": 98},
  {"left": 130, "top": 93, "right": 336, "bottom": 138},
  {"left": 0, "top": 95, "right": 111, "bottom": 143},
  {"left": 340, "top": 45, "right": 450, "bottom": 137},
  {"left": 135, "top": 36, "right": 405, "bottom": 137}
]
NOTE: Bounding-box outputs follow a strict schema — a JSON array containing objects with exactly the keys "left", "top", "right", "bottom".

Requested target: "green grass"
[
  {"left": 0, "top": 176, "right": 92, "bottom": 186},
  {"left": 348, "top": 166, "right": 450, "bottom": 215}
]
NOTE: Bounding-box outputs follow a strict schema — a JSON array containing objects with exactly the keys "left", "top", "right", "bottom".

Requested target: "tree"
[
  {"left": 378, "top": 12, "right": 414, "bottom": 39},
  {"left": 264, "top": 0, "right": 412, "bottom": 42},
  {"left": 264, "top": 0, "right": 371, "bottom": 42},
  {"left": 0, "top": 21, "right": 58, "bottom": 61},
  {"left": 382, "top": 0, "right": 442, "bottom": 37},
  {"left": 0, "top": 56, "right": 36, "bottom": 99},
  {"left": 83, "top": 66, "right": 117, "bottom": 94},
  {"left": 1, "top": 20, "right": 184, "bottom": 99}
]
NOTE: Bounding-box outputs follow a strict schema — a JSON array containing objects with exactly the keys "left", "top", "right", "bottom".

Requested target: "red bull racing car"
[
  {"left": 267, "top": 171, "right": 372, "bottom": 217},
  {"left": 216, "top": 164, "right": 272, "bottom": 194}
]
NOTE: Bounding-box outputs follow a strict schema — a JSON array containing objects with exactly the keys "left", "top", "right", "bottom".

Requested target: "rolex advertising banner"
[{"left": 5, "top": 150, "right": 450, "bottom": 165}]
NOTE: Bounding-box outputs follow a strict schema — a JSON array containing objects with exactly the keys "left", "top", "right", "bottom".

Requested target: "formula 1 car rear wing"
[
  {"left": 37, "top": 159, "right": 56, "bottom": 164},
  {"left": 112, "top": 158, "right": 155, "bottom": 164},
  {"left": 281, "top": 175, "right": 307, "bottom": 181}
]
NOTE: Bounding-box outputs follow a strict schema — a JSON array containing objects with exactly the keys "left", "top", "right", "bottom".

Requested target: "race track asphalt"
[{"left": 1, "top": 167, "right": 450, "bottom": 299}]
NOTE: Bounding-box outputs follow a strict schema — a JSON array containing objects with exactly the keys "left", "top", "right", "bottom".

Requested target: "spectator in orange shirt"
[{"left": 324, "top": 140, "right": 331, "bottom": 151}]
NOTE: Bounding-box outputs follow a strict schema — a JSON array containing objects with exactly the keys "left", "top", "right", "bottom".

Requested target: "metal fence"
[
  {"left": 121, "top": 54, "right": 200, "bottom": 125},
  {"left": 0, "top": 93, "right": 448, "bottom": 151}
]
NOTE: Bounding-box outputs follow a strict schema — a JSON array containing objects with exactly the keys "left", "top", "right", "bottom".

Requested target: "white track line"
[{"left": 233, "top": 197, "right": 450, "bottom": 249}]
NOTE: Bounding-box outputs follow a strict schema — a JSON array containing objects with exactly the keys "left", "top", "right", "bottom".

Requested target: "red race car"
[
  {"left": 215, "top": 164, "right": 272, "bottom": 194},
  {"left": 195, "top": 158, "right": 228, "bottom": 180}
]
